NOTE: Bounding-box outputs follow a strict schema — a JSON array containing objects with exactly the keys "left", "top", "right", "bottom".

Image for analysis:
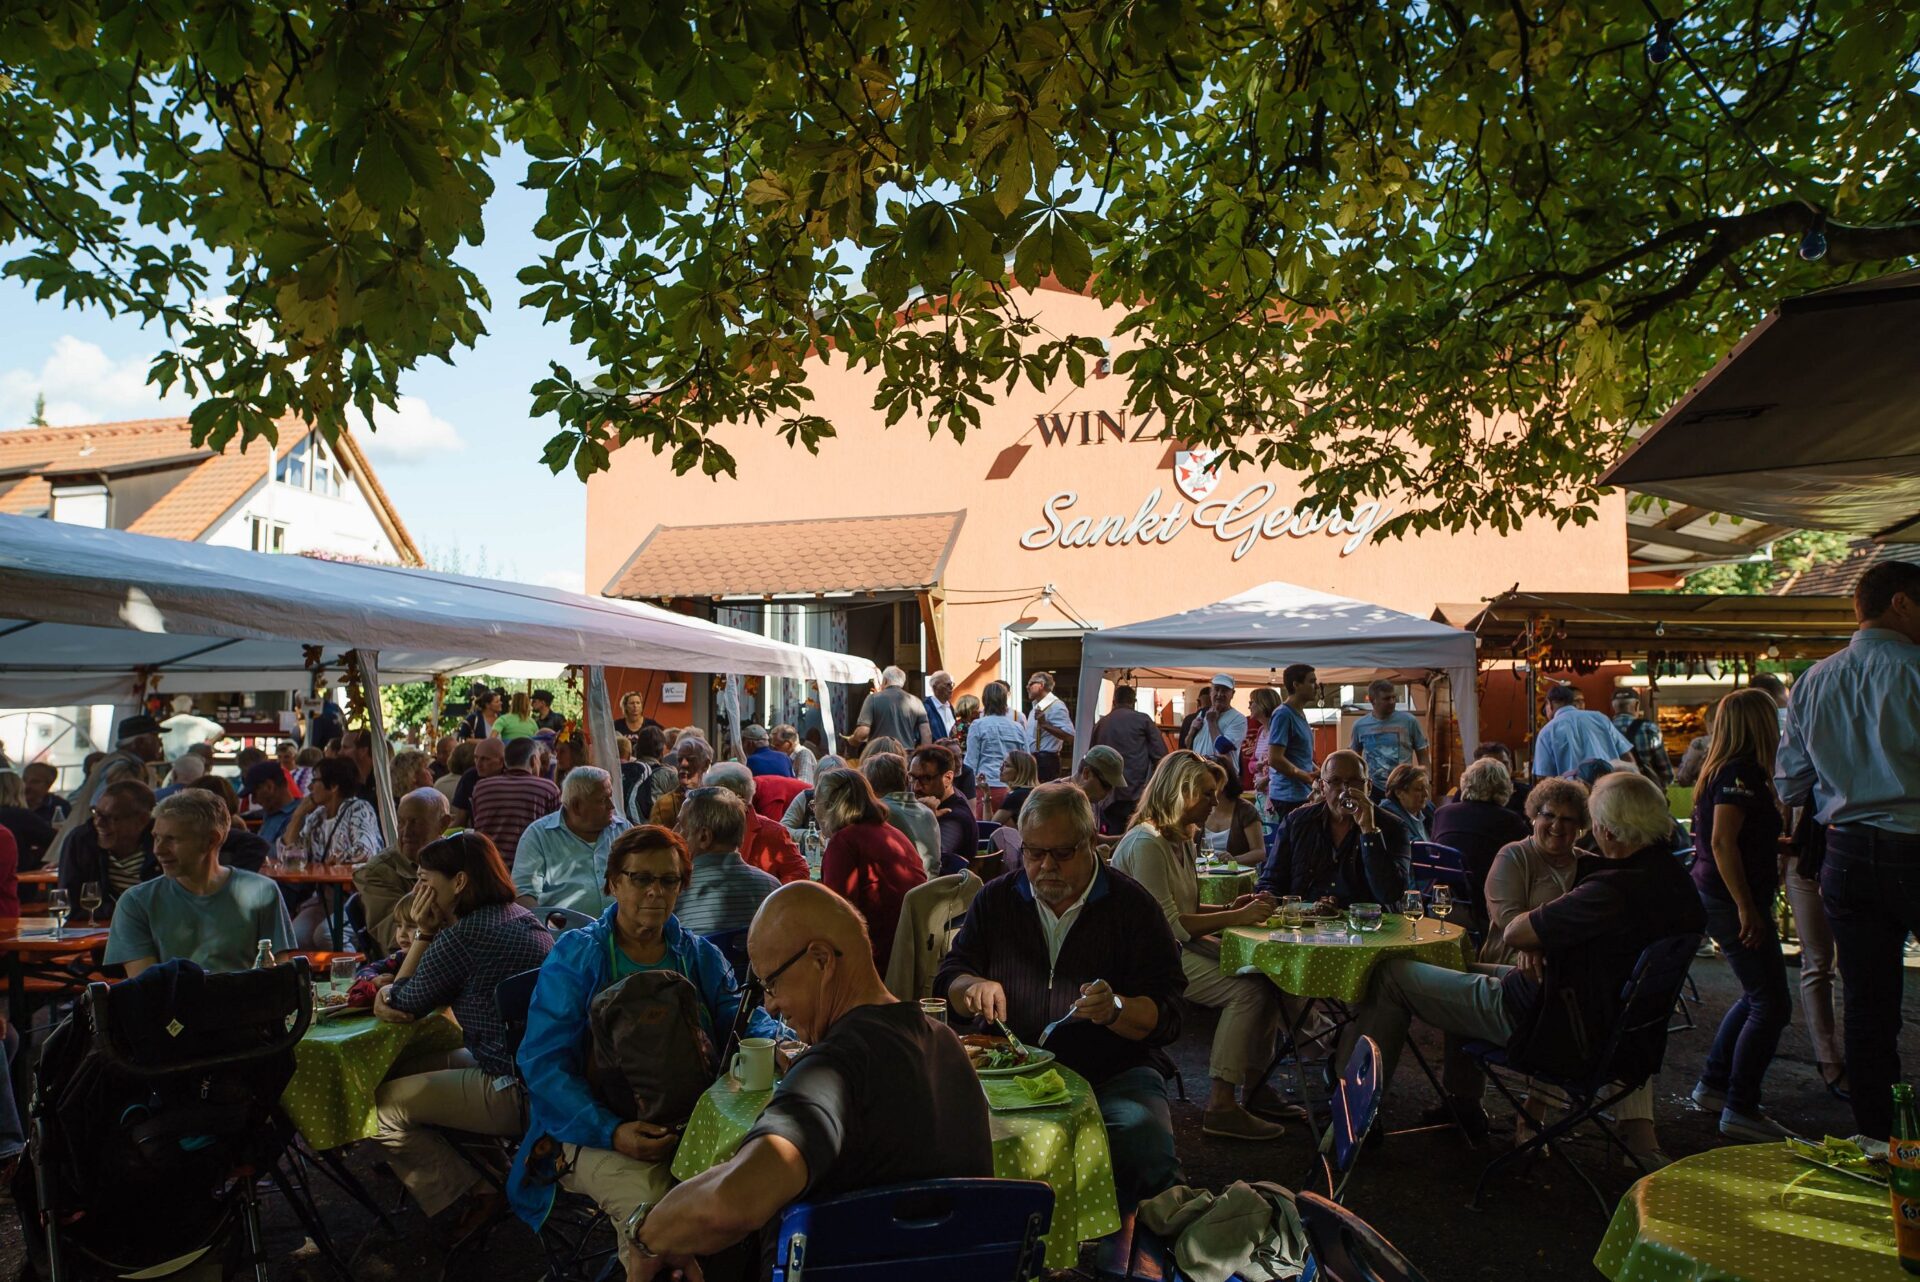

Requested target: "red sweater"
[
  {"left": 820, "top": 820, "right": 927, "bottom": 970},
  {"left": 743, "top": 813, "right": 809, "bottom": 884}
]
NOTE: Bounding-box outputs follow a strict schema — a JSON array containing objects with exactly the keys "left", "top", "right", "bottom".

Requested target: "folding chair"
[
  {"left": 1408, "top": 842, "right": 1469, "bottom": 896},
  {"left": 539, "top": 906, "right": 598, "bottom": 935},
  {"left": 772, "top": 1178, "right": 1053, "bottom": 1281},
  {"left": 704, "top": 927, "right": 751, "bottom": 977},
  {"left": 1295, "top": 1191, "right": 1429, "bottom": 1282},
  {"left": 1311, "top": 1036, "right": 1383, "bottom": 1203},
  {"left": 1462, "top": 933, "right": 1703, "bottom": 1215}
]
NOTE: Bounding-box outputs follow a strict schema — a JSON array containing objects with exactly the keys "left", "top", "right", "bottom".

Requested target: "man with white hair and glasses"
[
  {"left": 1345, "top": 772, "right": 1702, "bottom": 1142},
  {"left": 513, "top": 767, "right": 631, "bottom": 915}
]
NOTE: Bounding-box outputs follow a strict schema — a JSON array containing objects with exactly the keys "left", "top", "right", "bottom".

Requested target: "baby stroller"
[{"left": 17, "top": 958, "right": 313, "bottom": 1281}]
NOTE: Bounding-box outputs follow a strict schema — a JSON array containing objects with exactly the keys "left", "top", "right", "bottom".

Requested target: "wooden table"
[
  {"left": 262, "top": 863, "right": 358, "bottom": 946},
  {"left": 16, "top": 869, "right": 56, "bottom": 905},
  {"left": 0, "top": 917, "right": 112, "bottom": 1031}
]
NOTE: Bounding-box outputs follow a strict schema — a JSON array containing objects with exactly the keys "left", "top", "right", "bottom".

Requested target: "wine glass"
[
  {"left": 1430, "top": 884, "right": 1455, "bottom": 932},
  {"left": 79, "top": 881, "right": 102, "bottom": 926},
  {"left": 329, "top": 956, "right": 358, "bottom": 1000},
  {"left": 47, "top": 889, "right": 70, "bottom": 940},
  {"left": 1400, "top": 889, "right": 1425, "bottom": 939}
]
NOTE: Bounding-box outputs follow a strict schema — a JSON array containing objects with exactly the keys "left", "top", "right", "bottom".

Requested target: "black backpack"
[{"left": 586, "top": 968, "right": 716, "bottom": 1126}]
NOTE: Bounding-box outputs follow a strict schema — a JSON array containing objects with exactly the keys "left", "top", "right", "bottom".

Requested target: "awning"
[
  {"left": 604, "top": 511, "right": 965, "bottom": 599},
  {"left": 1435, "top": 590, "right": 1859, "bottom": 663},
  {"left": 0, "top": 513, "right": 877, "bottom": 704},
  {"left": 1603, "top": 270, "right": 1920, "bottom": 543}
]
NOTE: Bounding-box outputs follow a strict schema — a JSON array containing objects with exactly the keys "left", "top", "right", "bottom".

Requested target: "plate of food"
[
  {"left": 315, "top": 993, "right": 372, "bottom": 1021},
  {"left": 1785, "top": 1135, "right": 1889, "bottom": 1186},
  {"left": 960, "top": 1034, "right": 1057, "bottom": 1078}
]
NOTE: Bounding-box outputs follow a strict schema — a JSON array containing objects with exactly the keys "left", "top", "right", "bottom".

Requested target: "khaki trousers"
[
  {"left": 373, "top": 1066, "right": 524, "bottom": 1216},
  {"left": 561, "top": 1145, "right": 675, "bottom": 1265},
  {"left": 1180, "top": 946, "right": 1283, "bottom": 1087}
]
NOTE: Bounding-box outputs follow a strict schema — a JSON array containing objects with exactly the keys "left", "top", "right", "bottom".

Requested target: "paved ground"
[{"left": 0, "top": 949, "right": 1894, "bottom": 1281}]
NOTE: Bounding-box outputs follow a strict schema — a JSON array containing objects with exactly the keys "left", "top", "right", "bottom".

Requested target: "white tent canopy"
[
  {"left": 1072, "top": 581, "right": 1479, "bottom": 766},
  {"left": 0, "top": 513, "right": 878, "bottom": 705}
]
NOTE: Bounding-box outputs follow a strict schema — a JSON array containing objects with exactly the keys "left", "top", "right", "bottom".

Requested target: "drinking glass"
[
  {"left": 1315, "top": 917, "right": 1346, "bottom": 941},
  {"left": 1400, "top": 889, "right": 1425, "bottom": 939},
  {"left": 919, "top": 997, "right": 948, "bottom": 1023},
  {"left": 79, "top": 881, "right": 102, "bottom": 926},
  {"left": 284, "top": 852, "right": 308, "bottom": 875},
  {"left": 1348, "top": 902, "right": 1384, "bottom": 933},
  {"left": 1279, "top": 895, "right": 1303, "bottom": 930},
  {"left": 329, "top": 956, "right": 358, "bottom": 999},
  {"left": 47, "top": 889, "right": 70, "bottom": 940},
  {"left": 1430, "top": 885, "right": 1455, "bottom": 932}
]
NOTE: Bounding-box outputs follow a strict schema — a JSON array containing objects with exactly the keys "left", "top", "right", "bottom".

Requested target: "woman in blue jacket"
[{"left": 507, "top": 824, "right": 776, "bottom": 1258}]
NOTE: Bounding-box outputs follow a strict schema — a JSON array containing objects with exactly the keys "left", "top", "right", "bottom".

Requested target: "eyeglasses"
[
  {"left": 1536, "top": 813, "right": 1582, "bottom": 829},
  {"left": 612, "top": 870, "right": 684, "bottom": 891},
  {"left": 1022, "top": 843, "right": 1083, "bottom": 865},
  {"left": 754, "top": 939, "right": 843, "bottom": 997}
]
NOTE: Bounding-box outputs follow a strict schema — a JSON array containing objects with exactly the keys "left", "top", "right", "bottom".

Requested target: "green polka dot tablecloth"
[
  {"left": 1218, "top": 915, "right": 1471, "bottom": 1003},
  {"left": 1196, "top": 870, "right": 1259, "bottom": 905},
  {"left": 1595, "top": 1142, "right": 1905, "bottom": 1282},
  {"left": 673, "top": 1063, "right": 1119, "bottom": 1269},
  {"left": 280, "top": 1013, "right": 466, "bottom": 1150}
]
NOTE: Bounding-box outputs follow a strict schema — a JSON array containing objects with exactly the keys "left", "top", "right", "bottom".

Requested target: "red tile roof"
[
  {"left": 0, "top": 416, "right": 420, "bottom": 562},
  {"left": 605, "top": 512, "right": 966, "bottom": 599},
  {"left": 1778, "top": 538, "right": 1920, "bottom": 597}
]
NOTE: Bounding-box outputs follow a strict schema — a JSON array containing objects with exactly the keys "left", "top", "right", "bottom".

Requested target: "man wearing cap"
[
  {"left": 1183, "top": 676, "right": 1248, "bottom": 753},
  {"left": 49, "top": 712, "right": 165, "bottom": 869},
  {"left": 1075, "top": 745, "right": 1131, "bottom": 838},
  {"left": 743, "top": 724, "right": 795, "bottom": 779},
  {"left": 240, "top": 762, "right": 302, "bottom": 848},
  {"left": 529, "top": 689, "right": 568, "bottom": 735}
]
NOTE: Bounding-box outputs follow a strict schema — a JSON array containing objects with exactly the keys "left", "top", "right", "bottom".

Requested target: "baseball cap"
[
  {"left": 1210, "top": 673, "right": 1236, "bottom": 690},
  {"left": 743, "top": 723, "right": 770, "bottom": 742},
  {"left": 239, "top": 761, "right": 287, "bottom": 796},
  {"left": 1081, "top": 745, "right": 1126, "bottom": 789},
  {"left": 116, "top": 714, "right": 161, "bottom": 742}
]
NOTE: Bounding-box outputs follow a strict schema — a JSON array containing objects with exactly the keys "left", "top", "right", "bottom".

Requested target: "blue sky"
[{"left": 0, "top": 148, "right": 592, "bottom": 590}]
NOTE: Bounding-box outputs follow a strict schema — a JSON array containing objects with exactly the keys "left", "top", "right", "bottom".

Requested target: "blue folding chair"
[
  {"left": 1408, "top": 842, "right": 1469, "bottom": 895},
  {"left": 1295, "top": 1191, "right": 1429, "bottom": 1282},
  {"left": 1462, "top": 933, "right": 1703, "bottom": 1216},
  {"left": 772, "top": 1179, "right": 1053, "bottom": 1281},
  {"left": 539, "top": 905, "right": 597, "bottom": 935},
  {"left": 1313, "top": 1036, "right": 1383, "bottom": 1202},
  {"left": 704, "top": 927, "right": 751, "bottom": 977}
]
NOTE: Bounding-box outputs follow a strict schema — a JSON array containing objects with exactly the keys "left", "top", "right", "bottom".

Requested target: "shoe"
[
  {"left": 1202, "top": 1104, "right": 1286, "bottom": 1140},
  {"left": 1419, "top": 1101, "right": 1490, "bottom": 1143},
  {"left": 1819, "top": 1065, "right": 1851, "bottom": 1102},
  {"left": 1689, "top": 1081, "right": 1727, "bottom": 1113},
  {"left": 1695, "top": 939, "right": 1719, "bottom": 958},
  {"left": 1245, "top": 1084, "right": 1310, "bottom": 1121},
  {"left": 436, "top": 1188, "right": 507, "bottom": 1251},
  {"left": 1719, "top": 1106, "right": 1798, "bottom": 1143},
  {"left": 1621, "top": 1149, "right": 1672, "bottom": 1173}
]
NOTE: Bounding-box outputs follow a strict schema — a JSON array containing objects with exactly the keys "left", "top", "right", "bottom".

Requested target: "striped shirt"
[
  {"left": 470, "top": 770, "right": 561, "bottom": 866},
  {"left": 675, "top": 850, "right": 781, "bottom": 937}
]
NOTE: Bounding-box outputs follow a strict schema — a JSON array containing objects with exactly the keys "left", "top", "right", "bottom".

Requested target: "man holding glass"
[
  {"left": 936, "top": 782, "right": 1190, "bottom": 1212},
  {"left": 1258, "top": 751, "right": 1411, "bottom": 907},
  {"left": 103, "top": 790, "right": 295, "bottom": 976}
]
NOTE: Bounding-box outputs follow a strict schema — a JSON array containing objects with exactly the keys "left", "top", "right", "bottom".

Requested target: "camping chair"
[
  {"left": 704, "top": 927, "right": 751, "bottom": 978},
  {"left": 21, "top": 959, "right": 314, "bottom": 1282},
  {"left": 1461, "top": 933, "right": 1703, "bottom": 1215},
  {"left": 1295, "top": 1191, "right": 1429, "bottom": 1282},
  {"left": 772, "top": 1179, "right": 1053, "bottom": 1282},
  {"left": 540, "top": 906, "right": 598, "bottom": 935},
  {"left": 491, "top": 967, "right": 616, "bottom": 1282},
  {"left": 1408, "top": 843, "right": 1469, "bottom": 896},
  {"left": 1311, "top": 1037, "right": 1383, "bottom": 1203}
]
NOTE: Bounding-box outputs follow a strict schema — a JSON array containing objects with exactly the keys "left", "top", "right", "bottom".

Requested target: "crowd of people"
[{"left": 0, "top": 556, "right": 1910, "bottom": 1278}]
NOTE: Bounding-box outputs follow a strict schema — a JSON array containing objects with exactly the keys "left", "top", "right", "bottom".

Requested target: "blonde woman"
[
  {"left": 494, "top": 692, "right": 541, "bottom": 742},
  {"left": 1113, "top": 751, "right": 1284, "bottom": 1140},
  {"left": 389, "top": 748, "right": 434, "bottom": 803},
  {"left": 1245, "top": 686, "right": 1282, "bottom": 798},
  {"left": 1687, "top": 687, "right": 1793, "bottom": 1142},
  {"left": 990, "top": 749, "right": 1039, "bottom": 826}
]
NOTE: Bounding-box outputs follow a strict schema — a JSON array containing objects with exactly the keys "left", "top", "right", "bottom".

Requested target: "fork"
[{"left": 1036, "top": 1010, "right": 1078, "bottom": 1046}]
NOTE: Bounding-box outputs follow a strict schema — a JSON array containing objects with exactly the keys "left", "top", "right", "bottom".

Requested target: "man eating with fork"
[{"left": 936, "top": 782, "right": 1190, "bottom": 1213}]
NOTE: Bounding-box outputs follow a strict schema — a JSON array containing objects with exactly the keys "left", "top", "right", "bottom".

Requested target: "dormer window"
[{"left": 276, "top": 436, "right": 344, "bottom": 497}]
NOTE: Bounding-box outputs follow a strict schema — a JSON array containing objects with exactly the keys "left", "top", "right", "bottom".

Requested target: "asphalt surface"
[{"left": 0, "top": 948, "right": 1891, "bottom": 1281}]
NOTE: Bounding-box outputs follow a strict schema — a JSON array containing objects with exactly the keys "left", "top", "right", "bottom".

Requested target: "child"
[{"left": 346, "top": 890, "right": 418, "bottom": 1007}]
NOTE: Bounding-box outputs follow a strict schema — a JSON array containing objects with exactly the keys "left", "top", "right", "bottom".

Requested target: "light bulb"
[
  {"left": 1766, "top": 644, "right": 1780, "bottom": 659},
  {"left": 1799, "top": 224, "right": 1827, "bottom": 261},
  {"left": 1654, "top": 622, "right": 1667, "bottom": 638}
]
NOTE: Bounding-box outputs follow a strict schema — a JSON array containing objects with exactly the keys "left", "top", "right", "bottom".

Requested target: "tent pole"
[
  {"left": 815, "top": 672, "right": 837, "bottom": 754},
  {"left": 583, "top": 666, "right": 625, "bottom": 819},
  {"left": 355, "top": 649, "right": 398, "bottom": 843}
]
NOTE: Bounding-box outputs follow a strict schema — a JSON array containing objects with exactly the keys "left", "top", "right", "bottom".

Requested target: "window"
[
  {"left": 275, "top": 436, "right": 343, "bottom": 497},
  {"left": 250, "top": 516, "right": 287, "bottom": 553}
]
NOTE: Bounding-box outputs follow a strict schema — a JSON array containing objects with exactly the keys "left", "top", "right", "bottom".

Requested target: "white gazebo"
[
  {"left": 1071, "top": 581, "right": 1480, "bottom": 771},
  {"left": 0, "top": 513, "right": 876, "bottom": 829}
]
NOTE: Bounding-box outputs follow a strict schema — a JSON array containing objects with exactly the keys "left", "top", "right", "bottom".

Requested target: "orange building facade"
[{"left": 583, "top": 287, "right": 1630, "bottom": 750}]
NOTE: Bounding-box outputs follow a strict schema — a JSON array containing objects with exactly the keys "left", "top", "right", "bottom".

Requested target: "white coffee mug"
[{"left": 732, "top": 1037, "right": 776, "bottom": 1091}]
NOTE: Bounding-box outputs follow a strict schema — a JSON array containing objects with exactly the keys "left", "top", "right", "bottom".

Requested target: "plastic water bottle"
[
  {"left": 1890, "top": 1083, "right": 1920, "bottom": 1274},
  {"left": 801, "top": 823, "right": 824, "bottom": 876},
  {"left": 253, "top": 938, "right": 276, "bottom": 970}
]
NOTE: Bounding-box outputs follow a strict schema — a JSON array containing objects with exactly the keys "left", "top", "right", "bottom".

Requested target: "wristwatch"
[
  {"left": 1100, "top": 993, "right": 1125, "bottom": 1026},
  {"left": 624, "top": 1202, "right": 658, "bottom": 1259}
]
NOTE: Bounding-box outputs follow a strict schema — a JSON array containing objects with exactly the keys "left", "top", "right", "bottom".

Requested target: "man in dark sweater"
[
  {"left": 937, "top": 782, "right": 1189, "bottom": 1212},
  {"left": 627, "top": 882, "right": 990, "bottom": 1280},
  {"left": 1259, "top": 751, "right": 1410, "bottom": 906}
]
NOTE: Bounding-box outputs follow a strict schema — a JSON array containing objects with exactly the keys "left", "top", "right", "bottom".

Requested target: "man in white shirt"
[
  {"left": 923, "top": 670, "right": 958, "bottom": 741},
  {"left": 1026, "top": 671, "right": 1075, "bottom": 782},
  {"left": 1182, "top": 674, "right": 1249, "bottom": 752}
]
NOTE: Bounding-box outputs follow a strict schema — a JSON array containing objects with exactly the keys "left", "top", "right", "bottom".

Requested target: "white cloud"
[
  {"left": 350, "top": 396, "right": 466, "bottom": 463},
  {"left": 0, "top": 336, "right": 197, "bottom": 429},
  {"left": 537, "top": 567, "right": 586, "bottom": 594}
]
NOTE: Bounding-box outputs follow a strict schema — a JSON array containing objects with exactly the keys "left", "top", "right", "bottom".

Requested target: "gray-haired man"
[{"left": 513, "top": 767, "right": 631, "bottom": 914}]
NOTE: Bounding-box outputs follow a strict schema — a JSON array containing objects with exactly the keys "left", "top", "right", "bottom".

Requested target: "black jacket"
[
  {"left": 59, "top": 824, "right": 159, "bottom": 912},
  {"left": 1258, "top": 802, "right": 1410, "bottom": 906}
]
